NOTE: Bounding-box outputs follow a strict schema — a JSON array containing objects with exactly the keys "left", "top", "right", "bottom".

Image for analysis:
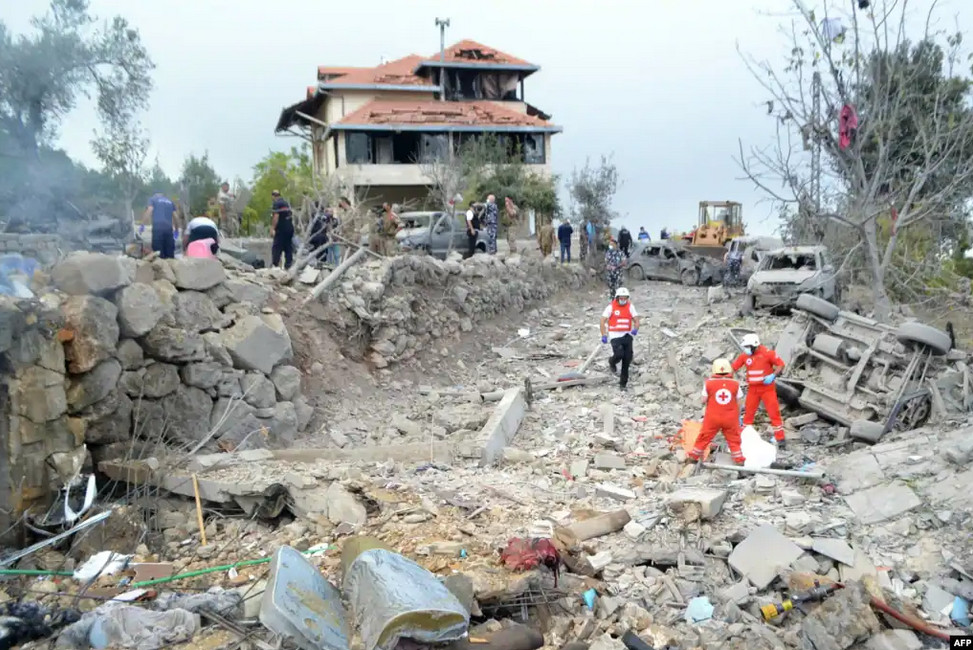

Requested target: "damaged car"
[
  {"left": 731, "top": 294, "right": 968, "bottom": 442},
  {"left": 744, "top": 245, "right": 839, "bottom": 312},
  {"left": 396, "top": 211, "right": 487, "bottom": 259},
  {"left": 625, "top": 241, "right": 722, "bottom": 286}
]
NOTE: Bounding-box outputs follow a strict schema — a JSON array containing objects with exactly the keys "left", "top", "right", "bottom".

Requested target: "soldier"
[
  {"left": 484, "top": 194, "right": 499, "bottom": 255},
  {"left": 372, "top": 203, "right": 400, "bottom": 256},
  {"left": 579, "top": 223, "right": 589, "bottom": 262},
  {"left": 503, "top": 197, "right": 519, "bottom": 254},
  {"left": 605, "top": 239, "right": 624, "bottom": 298},
  {"left": 539, "top": 218, "right": 555, "bottom": 258}
]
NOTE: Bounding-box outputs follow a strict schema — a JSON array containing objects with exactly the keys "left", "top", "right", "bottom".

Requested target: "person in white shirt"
[
  {"left": 598, "top": 287, "right": 640, "bottom": 391},
  {"left": 183, "top": 215, "right": 220, "bottom": 254}
]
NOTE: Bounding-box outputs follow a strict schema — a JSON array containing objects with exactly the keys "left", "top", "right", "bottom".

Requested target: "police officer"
[
  {"left": 604, "top": 239, "right": 624, "bottom": 299},
  {"left": 270, "top": 190, "right": 294, "bottom": 269}
]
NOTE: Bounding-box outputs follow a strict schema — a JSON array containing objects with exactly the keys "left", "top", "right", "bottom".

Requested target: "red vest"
[
  {"left": 705, "top": 376, "right": 740, "bottom": 416},
  {"left": 733, "top": 345, "right": 784, "bottom": 385},
  {"left": 607, "top": 301, "right": 633, "bottom": 332}
]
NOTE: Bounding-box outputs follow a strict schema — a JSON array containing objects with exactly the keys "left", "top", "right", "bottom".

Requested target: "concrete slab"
[
  {"left": 919, "top": 468, "right": 973, "bottom": 511},
  {"left": 728, "top": 524, "right": 804, "bottom": 589},
  {"left": 570, "top": 459, "right": 589, "bottom": 479},
  {"left": 922, "top": 583, "right": 956, "bottom": 615},
  {"left": 478, "top": 388, "right": 527, "bottom": 467},
  {"left": 828, "top": 452, "right": 885, "bottom": 495},
  {"left": 812, "top": 538, "right": 856, "bottom": 566},
  {"left": 601, "top": 404, "right": 615, "bottom": 437},
  {"left": 593, "top": 453, "right": 626, "bottom": 470},
  {"left": 595, "top": 483, "right": 636, "bottom": 502},
  {"left": 865, "top": 630, "right": 921, "bottom": 650},
  {"left": 667, "top": 488, "right": 727, "bottom": 520},
  {"left": 838, "top": 546, "right": 877, "bottom": 583},
  {"left": 844, "top": 482, "right": 922, "bottom": 525}
]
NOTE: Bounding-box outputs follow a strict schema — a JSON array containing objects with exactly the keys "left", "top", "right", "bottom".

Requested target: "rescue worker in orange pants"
[
  {"left": 688, "top": 358, "right": 746, "bottom": 464},
  {"left": 732, "top": 332, "right": 787, "bottom": 448}
]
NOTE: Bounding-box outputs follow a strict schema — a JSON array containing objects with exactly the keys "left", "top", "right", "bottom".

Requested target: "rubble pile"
[
  {"left": 48, "top": 251, "right": 312, "bottom": 461},
  {"left": 312, "top": 252, "right": 589, "bottom": 368}
]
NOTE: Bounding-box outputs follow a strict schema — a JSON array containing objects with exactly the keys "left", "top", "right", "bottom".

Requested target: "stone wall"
[
  {"left": 317, "top": 253, "right": 590, "bottom": 367},
  {"left": 0, "top": 297, "right": 78, "bottom": 544},
  {"left": 0, "top": 234, "right": 63, "bottom": 265},
  {"left": 49, "top": 253, "right": 311, "bottom": 465}
]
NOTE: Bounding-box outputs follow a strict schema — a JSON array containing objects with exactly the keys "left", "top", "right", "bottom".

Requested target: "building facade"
[{"left": 275, "top": 40, "right": 561, "bottom": 207}]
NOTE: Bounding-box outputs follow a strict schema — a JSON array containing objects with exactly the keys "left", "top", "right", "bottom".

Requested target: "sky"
[{"left": 4, "top": 0, "right": 971, "bottom": 237}]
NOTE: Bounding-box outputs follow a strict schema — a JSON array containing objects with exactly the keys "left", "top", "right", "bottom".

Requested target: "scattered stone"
[
  {"left": 570, "top": 459, "right": 589, "bottom": 479},
  {"left": 944, "top": 437, "right": 973, "bottom": 465},
  {"left": 169, "top": 257, "right": 226, "bottom": 291},
  {"left": 922, "top": 583, "right": 955, "bottom": 615},
  {"left": 392, "top": 415, "right": 422, "bottom": 436},
  {"left": 241, "top": 373, "right": 276, "bottom": 409},
  {"left": 268, "top": 401, "right": 298, "bottom": 443},
  {"left": 221, "top": 314, "right": 293, "bottom": 374},
  {"left": 792, "top": 554, "right": 820, "bottom": 574},
  {"left": 587, "top": 552, "right": 613, "bottom": 572},
  {"left": 115, "top": 283, "right": 165, "bottom": 337},
  {"left": 786, "top": 412, "right": 819, "bottom": 427},
  {"left": 838, "top": 546, "right": 877, "bottom": 583},
  {"left": 593, "top": 453, "right": 626, "bottom": 470},
  {"left": 728, "top": 524, "right": 804, "bottom": 589},
  {"left": 52, "top": 252, "right": 135, "bottom": 296},
  {"left": 812, "top": 538, "right": 856, "bottom": 567},
  {"left": 843, "top": 482, "right": 922, "bottom": 524},
  {"left": 62, "top": 295, "right": 120, "bottom": 373},
  {"left": 718, "top": 580, "right": 751, "bottom": 605},
  {"left": 667, "top": 488, "right": 727, "bottom": 520},
  {"left": 623, "top": 521, "right": 646, "bottom": 540},
  {"left": 269, "top": 365, "right": 301, "bottom": 401},
  {"left": 329, "top": 429, "right": 349, "bottom": 448},
  {"left": 800, "top": 581, "right": 882, "bottom": 650},
  {"left": 225, "top": 279, "right": 271, "bottom": 308},
  {"left": 779, "top": 488, "right": 806, "bottom": 506},
  {"left": 433, "top": 403, "right": 489, "bottom": 433},
  {"left": 180, "top": 362, "right": 223, "bottom": 389}
]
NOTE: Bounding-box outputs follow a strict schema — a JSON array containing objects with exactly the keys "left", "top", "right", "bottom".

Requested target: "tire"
[
  {"left": 776, "top": 380, "right": 802, "bottom": 407},
  {"left": 794, "top": 293, "right": 840, "bottom": 321},
  {"left": 628, "top": 264, "right": 645, "bottom": 281},
  {"left": 681, "top": 268, "right": 699, "bottom": 286},
  {"left": 895, "top": 322, "right": 951, "bottom": 355}
]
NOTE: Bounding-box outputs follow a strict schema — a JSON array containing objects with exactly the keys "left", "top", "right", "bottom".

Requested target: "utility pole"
[{"left": 435, "top": 18, "right": 450, "bottom": 102}]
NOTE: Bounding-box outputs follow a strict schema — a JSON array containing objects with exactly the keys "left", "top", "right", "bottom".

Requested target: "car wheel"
[
  {"left": 794, "top": 294, "right": 840, "bottom": 321},
  {"left": 628, "top": 264, "right": 645, "bottom": 281},
  {"left": 895, "top": 322, "right": 951, "bottom": 355},
  {"left": 680, "top": 268, "right": 699, "bottom": 286},
  {"left": 775, "top": 380, "right": 801, "bottom": 407}
]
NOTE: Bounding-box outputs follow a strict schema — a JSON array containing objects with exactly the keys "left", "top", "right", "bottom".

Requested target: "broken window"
[
  {"left": 374, "top": 137, "right": 394, "bottom": 164},
  {"left": 419, "top": 134, "right": 449, "bottom": 163},
  {"left": 763, "top": 254, "right": 818, "bottom": 271},
  {"left": 346, "top": 133, "right": 372, "bottom": 164},
  {"left": 522, "top": 133, "right": 545, "bottom": 164}
]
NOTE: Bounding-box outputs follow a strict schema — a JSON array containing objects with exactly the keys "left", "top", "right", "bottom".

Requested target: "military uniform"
[
  {"left": 371, "top": 210, "right": 399, "bottom": 256},
  {"left": 605, "top": 248, "right": 624, "bottom": 298},
  {"left": 539, "top": 223, "right": 554, "bottom": 257},
  {"left": 504, "top": 203, "right": 519, "bottom": 253},
  {"left": 485, "top": 202, "right": 499, "bottom": 255}
]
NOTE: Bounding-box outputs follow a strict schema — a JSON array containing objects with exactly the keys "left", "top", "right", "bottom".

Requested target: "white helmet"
[
  {"left": 741, "top": 333, "right": 760, "bottom": 349},
  {"left": 615, "top": 287, "right": 630, "bottom": 298}
]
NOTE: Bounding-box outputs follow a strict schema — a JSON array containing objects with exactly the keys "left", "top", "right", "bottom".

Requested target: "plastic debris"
[
  {"left": 342, "top": 537, "right": 469, "bottom": 650},
  {"left": 155, "top": 588, "right": 243, "bottom": 619},
  {"left": 259, "top": 546, "right": 349, "bottom": 650},
  {"left": 741, "top": 426, "right": 777, "bottom": 469},
  {"left": 582, "top": 588, "right": 597, "bottom": 610},
  {"left": 684, "top": 596, "right": 714, "bottom": 623},
  {"left": 500, "top": 538, "right": 561, "bottom": 585},
  {"left": 73, "top": 551, "right": 133, "bottom": 583},
  {"left": 952, "top": 595, "right": 971, "bottom": 627}
]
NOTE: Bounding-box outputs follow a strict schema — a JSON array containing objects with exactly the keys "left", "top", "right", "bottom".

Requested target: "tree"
[
  {"left": 0, "top": 0, "right": 153, "bottom": 154},
  {"left": 179, "top": 153, "right": 221, "bottom": 216},
  {"left": 738, "top": 0, "right": 973, "bottom": 320},
  {"left": 568, "top": 155, "right": 619, "bottom": 228},
  {"left": 245, "top": 146, "right": 316, "bottom": 232},
  {"left": 91, "top": 114, "right": 148, "bottom": 219}
]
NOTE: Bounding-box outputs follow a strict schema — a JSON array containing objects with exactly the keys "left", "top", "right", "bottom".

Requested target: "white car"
[{"left": 744, "top": 245, "right": 839, "bottom": 312}]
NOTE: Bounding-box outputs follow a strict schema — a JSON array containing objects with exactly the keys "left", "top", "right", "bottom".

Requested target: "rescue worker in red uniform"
[
  {"left": 688, "top": 358, "right": 745, "bottom": 464},
  {"left": 732, "top": 332, "right": 787, "bottom": 448},
  {"left": 599, "top": 287, "right": 640, "bottom": 391}
]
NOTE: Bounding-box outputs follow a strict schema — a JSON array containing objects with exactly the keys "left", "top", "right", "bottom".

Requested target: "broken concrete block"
[
  {"left": 792, "top": 554, "right": 820, "bottom": 574},
  {"left": 600, "top": 404, "right": 615, "bottom": 436},
  {"left": 623, "top": 521, "right": 646, "bottom": 541},
  {"left": 779, "top": 488, "right": 806, "bottom": 506},
  {"left": 169, "top": 257, "right": 226, "bottom": 290},
  {"left": 667, "top": 488, "right": 727, "bottom": 520},
  {"left": 812, "top": 538, "right": 856, "bottom": 567},
  {"left": 570, "top": 459, "right": 589, "bottom": 479},
  {"left": 221, "top": 314, "right": 293, "bottom": 375},
  {"left": 593, "top": 453, "right": 626, "bottom": 470},
  {"left": 587, "top": 551, "right": 613, "bottom": 572},
  {"left": 52, "top": 252, "right": 135, "bottom": 296},
  {"left": 479, "top": 388, "right": 526, "bottom": 466},
  {"left": 595, "top": 483, "right": 635, "bottom": 502},
  {"left": 800, "top": 581, "right": 882, "bottom": 650},
  {"left": 944, "top": 437, "right": 973, "bottom": 465},
  {"left": 728, "top": 524, "right": 804, "bottom": 589},
  {"left": 865, "top": 630, "right": 921, "bottom": 650},
  {"left": 786, "top": 412, "right": 819, "bottom": 428},
  {"left": 717, "top": 580, "right": 751, "bottom": 605},
  {"left": 829, "top": 452, "right": 885, "bottom": 495},
  {"left": 325, "top": 483, "right": 366, "bottom": 526},
  {"left": 843, "top": 482, "right": 921, "bottom": 524},
  {"left": 922, "top": 583, "right": 956, "bottom": 615},
  {"left": 838, "top": 546, "right": 877, "bottom": 583}
]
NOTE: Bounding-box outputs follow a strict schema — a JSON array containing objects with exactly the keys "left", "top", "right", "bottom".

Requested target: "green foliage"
[
  {"left": 0, "top": 0, "right": 154, "bottom": 153},
  {"left": 568, "top": 155, "right": 619, "bottom": 227},
  {"left": 179, "top": 153, "right": 221, "bottom": 216},
  {"left": 456, "top": 135, "right": 560, "bottom": 217},
  {"left": 245, "top": 146, "right": 315, "bottom": 228}
]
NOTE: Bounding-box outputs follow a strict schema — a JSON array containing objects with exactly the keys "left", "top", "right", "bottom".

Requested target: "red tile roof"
[
  {"left": 319, "top": 55, "right": 436, "bottom": 88},
  {"left": 335, "top": 100, "right": 555, "bottom": 129},
  {"left": 316, "top": 66, "right": 370, "bottom": 80},
  {"left": 429, "top": 40, "right": 534, "bottom": 67}
]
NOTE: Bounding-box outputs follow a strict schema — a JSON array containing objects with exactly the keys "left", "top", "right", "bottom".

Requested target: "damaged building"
[{"left": 274, "top": 40, "right": 561, "bottom": 212}]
